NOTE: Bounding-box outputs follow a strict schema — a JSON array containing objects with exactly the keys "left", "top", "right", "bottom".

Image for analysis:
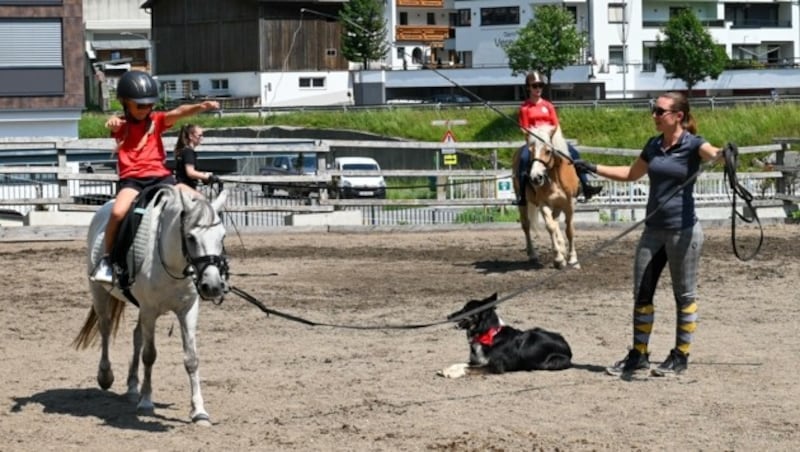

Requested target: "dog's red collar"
[{"left": 472, "top": 326, "right": 503, "bottom": 346}]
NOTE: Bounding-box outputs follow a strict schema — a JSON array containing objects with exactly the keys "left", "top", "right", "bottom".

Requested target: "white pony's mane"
[{"left": 154, "top": 187, "right": 218, "bottom": 229}]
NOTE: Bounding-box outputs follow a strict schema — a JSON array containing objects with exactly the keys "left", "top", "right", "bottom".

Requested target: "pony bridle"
[
  {"left": 528, "top": 144, "right": 555, "bottom": 187},
  {"left": 181, "top": 210, "right": 230, "bottom": 301}
]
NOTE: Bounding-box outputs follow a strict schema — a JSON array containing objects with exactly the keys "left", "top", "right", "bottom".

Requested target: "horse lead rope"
[
  {"left": 227, "top": 144, "right": 760, "bottom": 330},
  {"left": 229, "top": 286, "right": 450, "bottom": 330}
]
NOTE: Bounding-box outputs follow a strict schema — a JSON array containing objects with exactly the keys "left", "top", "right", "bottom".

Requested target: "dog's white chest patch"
[{"left": 470, "top": 343, "right": 490, "bottom": 366}]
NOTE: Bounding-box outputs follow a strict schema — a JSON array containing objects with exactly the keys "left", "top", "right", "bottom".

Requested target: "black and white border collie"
[{"left": 438, "top": 293, "right": 572, "bottom": 378}]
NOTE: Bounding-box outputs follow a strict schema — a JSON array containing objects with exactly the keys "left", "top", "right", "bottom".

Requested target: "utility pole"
[{"left": 620, "top": 0, "right": 629, "bottom": 99}]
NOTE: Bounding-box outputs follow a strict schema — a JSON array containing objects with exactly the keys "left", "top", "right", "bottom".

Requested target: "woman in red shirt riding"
[{"left": 516, "top": 71, "right": 602, "bottom": 205}]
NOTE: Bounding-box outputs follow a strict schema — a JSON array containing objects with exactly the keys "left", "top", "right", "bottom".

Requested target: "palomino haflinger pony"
[
  {"left": 73, "top": 185, "right": 229, "bottom": 426},
  {"left": 512, "top": 125, "right": 581, "bottom": 269}
]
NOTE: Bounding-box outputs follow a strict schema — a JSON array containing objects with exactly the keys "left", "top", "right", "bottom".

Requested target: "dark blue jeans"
[{"left": 517, "top": 143, "right": 588, "bottom": 193}]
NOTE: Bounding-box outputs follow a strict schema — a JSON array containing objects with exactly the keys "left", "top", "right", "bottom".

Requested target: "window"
[
  {"left": 396, "top": 47, "right": 405, "bottom": 58},
  {"left": 566, "top": 6, "right": 577, "bottom": 24},
  {"left": 427, "top": 12, "right": 435, "bottom": 25},
  {"left": 299, "top": 77, "right": 325, "bottom": 88},
  {"left": 399, "top": 12, "right": 408, "bottom": 26},
  {"left": 0, "top": 19, "right": 62, "bottom": 70},
  {"left": 609, "top": 45, "right": 625, "bottom": 65},
  {"left": 412, "top": 47, "right": 423, "bottom": 64},
  {"left": 161, "top": 80, "right": 176, "bottom": 91},
  {"left": 457, "top": 9, "right": 471, "bottom": 27},
  {"left": 211, "top": 79, "right": 228, "bottom": 90},
  {"left": 480, "top": 7, "right": 519, "bottom": 26},
  {"left": 181, "top": 80, "right": 199, "bottom": 98},
  {"left": 608, "top": 3, "right": 626, "bottom": 23},
  {"left": 733, "top": 44, "right": 759, "bottom": 60},
  {"left": 161, "top": 80, "right": 177, "bottom": 97},
  {"left": 669, "top": 7, "right": 689, "bottom": 19},
  {"left": 326, "top": 48, "right": 337, "bottom": 57}
]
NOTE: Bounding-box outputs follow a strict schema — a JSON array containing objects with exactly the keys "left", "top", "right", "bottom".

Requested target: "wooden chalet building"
[
  {"left": 141, "top": 0, "right": 352, "bottom": 107},
  {"left": 0, "top": 0, "right": 85, "bottom": 138}
]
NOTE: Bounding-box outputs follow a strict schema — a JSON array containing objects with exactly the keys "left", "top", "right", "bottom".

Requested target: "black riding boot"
[
  {"left": 581, "top": 181, "right": 603, "bottom": 201},
  {"left": 514, "top": 176, "right": 528, "bottom": 206}
]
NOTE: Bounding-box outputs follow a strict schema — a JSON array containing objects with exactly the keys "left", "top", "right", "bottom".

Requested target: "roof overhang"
[{"left": 91, "top": 39, "right": 151, "bottom": 51}]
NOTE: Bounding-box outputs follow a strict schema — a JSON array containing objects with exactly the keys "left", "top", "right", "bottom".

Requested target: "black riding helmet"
[{"left": 117, "top": 70, "right": 159, "bottom": 104}]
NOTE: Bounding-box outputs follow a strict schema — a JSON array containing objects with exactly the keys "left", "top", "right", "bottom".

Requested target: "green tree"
[
  {"left": 339, "top": 0, "right": 390, "bottom": 69},
  {"left": 656, "top": 9, "right": 728, "bottom": 96},
  {"left": 503, "top": 5, "right": 586, "bottom": 98}
]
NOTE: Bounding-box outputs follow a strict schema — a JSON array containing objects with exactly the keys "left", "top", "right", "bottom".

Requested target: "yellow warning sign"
[{"left": 443, "top": 154, "right": 457, "bottom": 165}]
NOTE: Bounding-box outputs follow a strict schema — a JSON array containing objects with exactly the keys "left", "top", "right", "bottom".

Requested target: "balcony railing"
[
  {"left": 395, "top": 25, "right": 451, "bottom": 43},
  {"left": 643, "top": 19, "right": 726, "bottom": 28},
  {"left": 730, "top": 19, "right": 792, "bottom": 29},
  {"left": 396, "top": 0, "right": 443, "bottom": 7}
]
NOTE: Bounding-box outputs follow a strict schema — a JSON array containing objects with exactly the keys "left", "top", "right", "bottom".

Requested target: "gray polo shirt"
[{"left": 640, "top": 131, "right": 706, "bottom": 229}]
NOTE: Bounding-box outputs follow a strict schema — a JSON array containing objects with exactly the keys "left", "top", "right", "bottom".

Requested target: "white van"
[{"left": 331, "top": 157, "right": 386, "bottom": 199}]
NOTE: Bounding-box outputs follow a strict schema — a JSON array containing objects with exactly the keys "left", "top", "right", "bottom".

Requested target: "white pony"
[{"left": 73, "top": 185, "right": 228, "bottom": 426}]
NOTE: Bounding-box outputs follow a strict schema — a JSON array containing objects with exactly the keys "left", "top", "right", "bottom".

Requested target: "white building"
[{"left": 126, "top": 0, "right": 800, "bottom": 106}]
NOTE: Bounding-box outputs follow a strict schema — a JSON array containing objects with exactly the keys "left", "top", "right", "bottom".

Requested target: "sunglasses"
[
  {"left": 528, "top": 83, "right": 544, "bottom": 89},
  {"left": 651, "top": 106, "right": 675, "bottom": 117},
  {"left": 132, "top": 103, "right": 154, "bottom": 111}
]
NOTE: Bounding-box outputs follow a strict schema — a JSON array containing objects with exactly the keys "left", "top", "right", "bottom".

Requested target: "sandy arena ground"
[{"left": 1, "top": 224, "right": 798, "bottom": 451}]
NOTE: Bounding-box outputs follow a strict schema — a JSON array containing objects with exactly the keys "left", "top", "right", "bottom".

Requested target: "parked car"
[
  {"left": 426, "top": 94, "right": 472, "bottom": 104},
  {"left": 331, "top": 157, "right": 386, "bottom": 199},
  {"left": 259, "top": 154, "right": 320, "bottom": 197}
]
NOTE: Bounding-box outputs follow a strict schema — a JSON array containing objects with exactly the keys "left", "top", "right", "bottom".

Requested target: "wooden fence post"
[
  {"left": 56, "top": 147, "right": 70, "bottom": 201},
  {"left": 775, "top": 142, "right": 787, "bottom": 197}
]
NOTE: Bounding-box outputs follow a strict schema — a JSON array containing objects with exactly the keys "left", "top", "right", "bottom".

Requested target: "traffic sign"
[
  {"left": 443, "top": 154, "right": 457, "bottom": 165},
  {"left": 441, "top": 129, "right": 456, "bottom": 155}
]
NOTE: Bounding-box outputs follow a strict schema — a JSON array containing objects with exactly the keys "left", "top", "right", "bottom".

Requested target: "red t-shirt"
[
  {"left": 519, "top": 98, "right": 559, "bottom": 131},
  {"left": 112, "top": 111, "right": 172, "bottom": 179}
]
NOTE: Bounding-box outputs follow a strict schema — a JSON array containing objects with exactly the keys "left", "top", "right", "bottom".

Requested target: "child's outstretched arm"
[
  {"left": 105, "top": 115, "right": 125, "bottom": 134},
  {"left": 164, "top": 101, "right": 220, "bottom": 127}
]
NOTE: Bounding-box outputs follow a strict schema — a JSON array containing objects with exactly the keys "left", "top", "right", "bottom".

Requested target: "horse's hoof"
[
  {"left": 527, "top": 257, "right": 543, "bottom": 269},
  {"left": 126, "top": 389, "right": 139, "bottom": 403},
  {"left": 568, "top": 261, "right": 581, "bottom": 269},
  {"left": 553, "top": 260, "right": 567, "bottom": 270},
  {"left": 97, "top": 370, "right": 114, "bottom": 390},
  {"left": 192, "top": 413, "right": 212, "bottom": 426},
  {"left": 136, "top": 399, "right": 155, "bottom": 416}
]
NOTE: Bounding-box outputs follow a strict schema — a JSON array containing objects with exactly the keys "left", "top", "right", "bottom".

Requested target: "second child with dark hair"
[{"left": 174, "top": 124, "right": 218, "bottom": 194}]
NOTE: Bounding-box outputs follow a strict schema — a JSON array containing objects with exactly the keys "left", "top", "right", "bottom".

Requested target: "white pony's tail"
[{"left": 72, "top": 297, "right": 126, "bottom": 350}]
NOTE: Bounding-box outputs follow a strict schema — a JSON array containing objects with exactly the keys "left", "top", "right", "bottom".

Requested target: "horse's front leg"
[
  {"left": 179, "top": 300, "right": 211, "bottom": 426},
  {"left": 539, "top": 206, "right": 567, "bottom": 269},
  {"left": 563, "top": 204, "right": 580, "bottom": 269},
  {"left": 126, "top": 320, "right": 142, "bottom": 403},
  {"left": 136, "top": 309, "right": 157, "bottom": 415}
]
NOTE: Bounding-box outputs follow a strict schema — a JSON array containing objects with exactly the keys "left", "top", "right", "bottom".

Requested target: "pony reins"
[{"left": 721, "top": 144, "right": 764, "bottom": 261}]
